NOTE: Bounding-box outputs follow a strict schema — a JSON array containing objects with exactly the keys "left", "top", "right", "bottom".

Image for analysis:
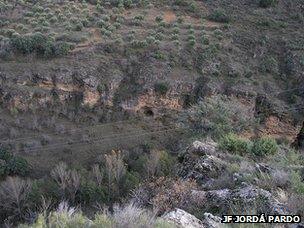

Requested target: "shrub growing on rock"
[
  {"left": 219, "top": 134, "right": 251, "bottom": 155},
  {"left": 251, "top": 138, "right": 278, "bottom": 157}
]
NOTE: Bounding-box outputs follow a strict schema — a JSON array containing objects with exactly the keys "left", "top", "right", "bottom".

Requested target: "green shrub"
[
  {"left": 188, "top": 38, "right": 196, "bottom": 47},
  {"left": 155, "top": 16, "right": 163, "bottom": 23},
  {"left": 154, "top": 32, "right": 164, "bottom": 41},
  {"left": 54, "top": 41, "right": 71, "bottom": 56},
  {"left": 187, "top": 34, "right": 195, "bottom": 41},
  {"left": 173, "top": 40, "right": 180, "bottom": 47},
  {"left": 146, "top": 36, "right": 156, "bottom": 44},
  {"left": 209, "top": 10, "right": 230, "bottom": 23},
  {"left": 290, "top": 171, "right": 304, "bottom": 195},
  {"left": 154, "top": 82, "right": 170, "bottom": 95},
  {"left": 259, "top": 56, "right": 279, "bottom": 74},
  {"left": 159, "top": 151, "right": 176, "bottom": 176},
  {"left": 185, "top": 95, "right": 254, "bottom": 138},
  {"left": 200, "top": 36, "right": 209, "bottom": 45},
  {"left": 11, "top": 34, "right": 34, "bottom": 54},
  {"left": 171, "top": 34, "right": 179, "bottom": 40},
  {"left": 0, "top": 148, "right": 29, "bottom": 177},
  {"left": 130, "top": 39, "right": 148, "bottom": 48},
  {"left": 0, "top": 148, "right": 13, "bottom": 161},
  {"left": 74, "top": 22, "right": 84, "bottom": 31},
  {"left": 188, "top": 1, "right": 198, "bottom": 13},
  {"left": 251, "top": 138, "right": 278, "bottom": 157},
  {"left": 11, "top": 33, "right": 70, "bottom": 57},
  {"left": 173, "top": 27, "right": 179, "bottom": 34},
  {"left": 219, "top": 134, "right": 251, "bottom": 155},
  {"left": 259, "top": 0, "right": 277, "bottom": 8},
  {"left": 79, "top": 181, "right": 107, "bottom": 204},
  {"left": 6, "top": 157, "right": 29, "bottom": 176}
]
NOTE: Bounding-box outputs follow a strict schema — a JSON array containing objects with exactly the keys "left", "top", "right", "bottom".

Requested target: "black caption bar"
[{"left": 221, "top": 214, "right": 301, "bottom": 224}]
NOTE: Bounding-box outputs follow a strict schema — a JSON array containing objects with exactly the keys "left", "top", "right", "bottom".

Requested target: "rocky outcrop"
[
  {"left": 178, "top": 140, "right": 226, "bottom": 184},
  {"left": 163, "top": 208, "right": 221, "bottom": 228},
  {"left": 186, "top": 184, "right": 288, "bottom": 216},
  {"left": 163, "top": 208, "right": 204, "bottom": 228},
  {"left": 177, "top": 140, "right": 290, "bottom": 216}
]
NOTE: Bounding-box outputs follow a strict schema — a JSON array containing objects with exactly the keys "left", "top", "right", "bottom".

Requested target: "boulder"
[
  {"left": 187, "top": 140, "right": 217, "bottom": 156},
  {"left": 163, "top": 209, "right": 222, "bottom": 228},
  {"left": 202, "top": 213, "right": 222, "bottom": 228},
  {"left": 178, "top": 153, "right": 226, "bottom": 185},
  {"left": 163, "top": 208, "right": 204, "bottom": 228},
  {"left": 205, "top": 184, "right": 288, "bottom": 215}
]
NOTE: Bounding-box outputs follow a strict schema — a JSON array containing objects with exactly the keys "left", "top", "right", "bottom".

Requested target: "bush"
[
  {"left": 185, "top": 95, "right": 254, "bottom": 138},
  {"left": 290, "top": 171, "right": 304, "bottom": 195},
  {"left": 155, "top": 16, "right": 163, "bottom": 23},
  {"left": 11, "top": 34, "right": 34, "bottom": 54},
  {"left": 219, "top": 134, "right": 251, "bottom": 155},
  {"left": 259, "top": 0, "right": 277, "bottom": 8},
  {"left": 6, "top": 157, "right": 29, "bottom": 176},
  {"left": 19, "top": 203, "right": 174, "bottom": 228},
  {"left": 0, "top": 148, "right": 29, "bottom": 177},
  {"left": 130, "top": 39, "right": 147, "bottom": 48},
  {"left": 251, "top": 138, "right": 278, "bottom": 157},
  {"left": 74, "top": 22, "right": 84, "bottom": 31},
  {"left": 259, "top": 56, "right": 279, "bottom": 74},
  {"left": 154, "top": 82, "right": 170, "bottom": 95},
  {"left": 209, "top": 10, "right": 230, "bottom": 23},
  {"left": 11, "top": 33, "right": 70, "bottom": 57},
  {"left": 158, "top": 151, "right": 176, "bottom": 176},
  {"left": 188, "top": 1, "right": 198, "bottom": 13},
  {"left": 79, "top": 181, "right": 107, "bottom": 204}
]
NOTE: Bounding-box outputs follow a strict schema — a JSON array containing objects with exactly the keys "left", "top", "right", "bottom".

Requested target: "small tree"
[
  {"left": 51, "top": 162, "right": 80, "bottom": 203},
  {"left": 0, "top": 177, "right": 31, "bottom": 219},
  {"left": 104, "top": 150, "right": 126, "bottom": 201}
]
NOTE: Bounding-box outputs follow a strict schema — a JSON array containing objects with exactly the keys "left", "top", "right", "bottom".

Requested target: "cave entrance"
[{"left": 143, "top": 106, "right": 154, "bottom": 117}]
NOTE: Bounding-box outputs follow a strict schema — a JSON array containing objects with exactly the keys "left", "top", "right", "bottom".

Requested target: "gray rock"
[
  {"left": 163, "top": 209, "right": 222, "bottom": 228},
  {"left": 187, "top": 140, "right": 217, "bottom": 156},
  {"left": 202, "top": 213, "right": 222, "bottom": 228},
  {"left": 178, "top": 153, "right": 226, "bottom": 184},
  {"left": 162, "top": 208, "right": 204, "bottom": 228}
]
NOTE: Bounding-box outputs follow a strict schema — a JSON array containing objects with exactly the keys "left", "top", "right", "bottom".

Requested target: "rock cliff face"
[{"left": 0, "top": 51, "right": 199, "bottom": 118}]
